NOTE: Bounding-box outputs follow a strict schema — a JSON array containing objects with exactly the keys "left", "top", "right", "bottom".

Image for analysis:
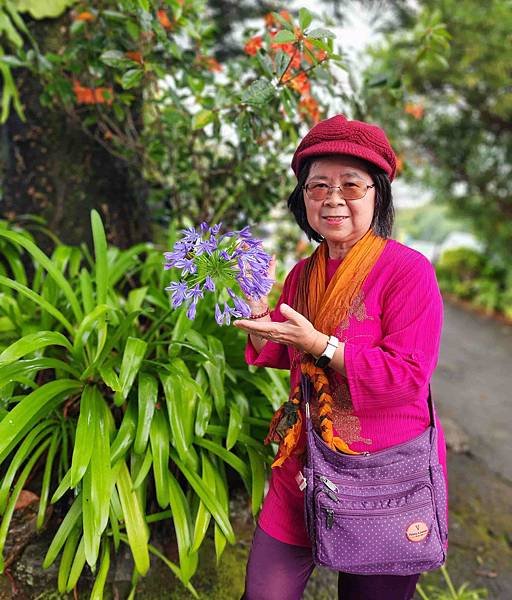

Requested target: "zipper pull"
[
  {"left": 320, "top": 476, "right": 338, "bottom": 493},
  {"left": 325, "top": 509, "right": 334, "bottom": 530},
  {"left": 324, "top": 488, "right": 338, "bottom": 503}
]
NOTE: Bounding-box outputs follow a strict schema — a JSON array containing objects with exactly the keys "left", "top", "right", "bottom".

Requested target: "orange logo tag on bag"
[{"left": 406, "top": 522, "right": 429, "bottom": 542}]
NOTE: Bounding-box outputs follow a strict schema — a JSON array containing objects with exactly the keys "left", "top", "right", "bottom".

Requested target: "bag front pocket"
[{"left": 314, "top": 485, "right": 445, "bottom": 575}]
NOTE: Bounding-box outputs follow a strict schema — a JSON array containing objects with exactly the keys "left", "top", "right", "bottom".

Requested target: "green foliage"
[
  {"left": 0, "top": 0, "right": 76, "bottom": 121},
  {"left": 0, "top": 212, "right": 289, "bottom": 595},
  {"left": 0, "top": 1, "right": 33, "bottom": 121},
  {"left": 435, "top": 247, "right": 512, "bottom": 316},
  {"left": 16, "top": 0, "right": 76, "bottom": 19},
  {"left": 436, "top": 248, "right": 486, "bottom": 296},
  {"left": 364, "top": 0, "right": 511, "bottom": 269},
  {"left": 0, "top": 1, "right": 345, "bottom": 230},
  {"left": 355, "top": 7, "right": 450, "bottom": 115},
  {"left": 417, "top": 565, "right": 488, "bottom": 600}
]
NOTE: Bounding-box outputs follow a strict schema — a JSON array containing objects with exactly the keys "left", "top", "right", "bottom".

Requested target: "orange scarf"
[{"left": 265, "top": 230, "right": 387, "bottom": 467}]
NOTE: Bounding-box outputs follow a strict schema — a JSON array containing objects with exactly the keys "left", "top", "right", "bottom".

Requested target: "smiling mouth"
[{"left": 322, "top": 216, "right": 349, "bottom": 221}]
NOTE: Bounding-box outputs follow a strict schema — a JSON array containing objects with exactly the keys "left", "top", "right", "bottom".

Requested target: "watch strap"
[{"left": 314, "top": 335, "right": 339, "bottom": 367}]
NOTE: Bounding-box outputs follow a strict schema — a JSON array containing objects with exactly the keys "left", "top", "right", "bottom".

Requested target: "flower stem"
[
  {"left": 440, "top": 565, "right": 458, "bottom": 598},
  {"left": 415, "top": 583, "right": 430, "bottom": 600}
]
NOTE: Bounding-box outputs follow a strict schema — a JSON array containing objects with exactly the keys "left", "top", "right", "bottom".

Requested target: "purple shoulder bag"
[{"left": 301, "top": 376, "right": 448, "bottom": 575}]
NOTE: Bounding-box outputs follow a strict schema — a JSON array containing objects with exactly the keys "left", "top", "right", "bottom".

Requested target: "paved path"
[{"left": 432, "top": 300, "right": 512, "bottom": 481}]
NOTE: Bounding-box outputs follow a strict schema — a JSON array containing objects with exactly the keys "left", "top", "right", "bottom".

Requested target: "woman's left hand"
[{"left": 233, "top": 303, "right": 327, "bottom": 356}]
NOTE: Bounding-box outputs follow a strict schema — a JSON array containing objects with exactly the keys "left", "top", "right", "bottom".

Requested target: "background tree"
[
  {"left": 361, "top": 0, "right": 511, "bottom": 268},
  {"left": 0, "top": 0, "right": 344, "bottom": 247},
  {"left": 0, "top": 1, "right": 151, "bottom": 249}
]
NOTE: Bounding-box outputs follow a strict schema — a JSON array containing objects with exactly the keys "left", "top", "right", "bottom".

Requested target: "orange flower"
[
  {"left": 279, "top": 9, "right": 292, "bottom": 22},
  {"left": 269, "top": 33, "right": 301, "bottom": 67},
  {"left": 270, "top": 43, "right": 301, "bottom": 71},
  {"left": 303, "top": 40, "right": 328, "bottom": 64},
  {"left": 303, "top": 43, "right": 314, "bottom": 64},
  {"left": 157, "top": 9, "right": 173, "bottom": 30},
  {"left": 94, "top": 87, "right": 114, "bottom": 104},
  {"left": 195, "top": 54, "right": 222, "bottom": 72},
  {"left": 125, "top": 51, "right": 143, "bottom": 65},
  {"left": 286, "top": 71, "right": 310, "bottom": 96},
  {"left": 209, "top": 58, "right": 222, "bottom": 72},
  {"left": 264, "top": 12, "right": 276, "bottom": 29},
  {"left": 73, "top": 80, "right": 113, "bottom": 105},
  {"left": 395, "top": 155, "right": 404, "bottom": 175},
  {"left": 283, "top": 50, "right": 301, "bottom": 70},
  {"left": 74, "top": 11, "right": 95, "bottom": 22},
  {"left": 244, "top": 35, "right": 263, "bottom": 56},
  {"left": 271, "top": 41, "right": 295, "bottom": 54},
  {"left": 73, "top": 81, "right": 94, "bottom": 104},
  {"left": 404, "top": 103, "right": 424, "bottom": 119},
  {"left": 299, "top": 96, "right": 321, "bottom": 123}
]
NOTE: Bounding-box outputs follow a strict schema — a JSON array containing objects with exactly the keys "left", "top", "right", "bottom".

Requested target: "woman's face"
[{"left": 304, "top": 155, "right": 376, "bottom": 259}]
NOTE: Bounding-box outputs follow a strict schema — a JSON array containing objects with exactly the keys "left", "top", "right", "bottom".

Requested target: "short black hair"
[{"left": 287, "top": 157, "right": 395, "bottom": 242}]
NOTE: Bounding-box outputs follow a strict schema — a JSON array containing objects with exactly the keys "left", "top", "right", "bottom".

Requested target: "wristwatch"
[{"left": 314, "top": 335, "right": 339, "bottom": 368}]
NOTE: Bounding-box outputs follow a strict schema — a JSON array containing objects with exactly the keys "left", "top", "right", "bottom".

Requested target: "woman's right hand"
[{"left": 245, "top": 255, "right": 277, "bottom": 315}]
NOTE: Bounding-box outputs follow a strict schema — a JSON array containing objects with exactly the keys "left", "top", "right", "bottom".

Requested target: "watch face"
[{"left": 315, "top": 355, "right": 331, "bottom": 368}]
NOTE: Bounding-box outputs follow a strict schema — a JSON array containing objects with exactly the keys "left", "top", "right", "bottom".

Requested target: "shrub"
[
  {"left": 0, "top": 212, "right": 288, "bottom": 597},
  {"left": 435, "top": 248, "right": 487, "bottom": 300},
  {"left": 435, "top": 247, "right": 511, "bottom": 317}
]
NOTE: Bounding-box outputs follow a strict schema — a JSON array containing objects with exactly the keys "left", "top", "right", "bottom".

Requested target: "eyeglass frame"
[{"left": 302, "top": 181, "right": 376, "bottom": 202}]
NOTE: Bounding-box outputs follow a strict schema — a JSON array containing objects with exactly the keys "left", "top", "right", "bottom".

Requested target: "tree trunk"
[{"left": 0, "top": 19, "right": 151, "bottom": 251}]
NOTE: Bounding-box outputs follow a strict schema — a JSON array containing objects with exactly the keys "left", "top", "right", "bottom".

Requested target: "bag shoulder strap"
[
  {"left": 302, "top": 375, "right": 436, "bottom": 428},
  {"left": 427, "top": 385, "right": 436, "bottom": 428}
]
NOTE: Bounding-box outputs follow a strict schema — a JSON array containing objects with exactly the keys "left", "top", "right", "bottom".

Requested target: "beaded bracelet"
[{"left": 248, "top": 307, "right": 270, "bottom": 320}]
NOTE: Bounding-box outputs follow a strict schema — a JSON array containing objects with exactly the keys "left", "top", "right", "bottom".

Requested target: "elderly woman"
[{"left": 234, "top": 114, "right": 447, "bottom": 600}]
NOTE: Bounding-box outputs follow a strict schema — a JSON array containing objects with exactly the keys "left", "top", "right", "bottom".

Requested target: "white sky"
[{"left": 290, "top": 0, "right": 375, "bottom": 59}]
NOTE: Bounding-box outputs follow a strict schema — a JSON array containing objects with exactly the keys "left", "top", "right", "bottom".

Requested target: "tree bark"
[{"left": 0, "top": 19, "right": 151, "bottom": 251}]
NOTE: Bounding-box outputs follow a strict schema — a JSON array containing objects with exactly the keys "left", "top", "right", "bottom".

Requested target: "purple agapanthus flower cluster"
[{"left": 164, "top": 222, "right": 273, "bottom": 325}]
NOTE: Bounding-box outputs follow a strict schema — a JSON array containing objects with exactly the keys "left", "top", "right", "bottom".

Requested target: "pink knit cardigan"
[{"left": 245, "top": 239, "right": 447, "bottom": 546}]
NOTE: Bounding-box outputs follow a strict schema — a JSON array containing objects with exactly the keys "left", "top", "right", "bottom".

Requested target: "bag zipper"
[
  {"left": 326, "top": 509, "right": 334, "bottom": 529},
  {"left": 316, "top": 482, "right": 432, "bottom": 510},
  {"left": 324, "top": 499, "right": 432, "bottom": 529},
  {"left": 315, "top": 470, "right": 429, "bottom": 489},
  {"left": 319, "top": 475, "right": 339, "bottom": 492},
  {"left": 335, "top": 483, "right": 430, "bottom": 503}
]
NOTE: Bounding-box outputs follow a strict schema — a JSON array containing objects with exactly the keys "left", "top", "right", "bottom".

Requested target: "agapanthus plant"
[{"left": 164, "top": 222, "right": 273, "bottom": 325}]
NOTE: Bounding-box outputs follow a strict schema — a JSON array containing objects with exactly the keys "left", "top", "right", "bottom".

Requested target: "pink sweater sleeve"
[
  {"left": 344, "top": 254, "right": 443, "bottom": 411},
  {"left": 245, "top": 262, "right": 304, "bottom": 370}
]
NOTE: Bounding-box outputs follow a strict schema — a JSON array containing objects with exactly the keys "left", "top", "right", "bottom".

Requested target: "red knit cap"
[{"left": 291, "top": 114, "right": 397, "bottom": 181}]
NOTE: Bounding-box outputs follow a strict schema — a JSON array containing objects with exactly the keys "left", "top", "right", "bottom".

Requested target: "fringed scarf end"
[
  {"left": 332, "top": 436, "right": 359, "bottom": 455},
  {"left": 271, "top": 411, "right": 303, "bottom": 468}
]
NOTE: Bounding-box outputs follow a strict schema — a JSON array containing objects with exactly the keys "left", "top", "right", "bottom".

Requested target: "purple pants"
[{"left": 243, "top": 525, "right": 420, "bottom": 600}]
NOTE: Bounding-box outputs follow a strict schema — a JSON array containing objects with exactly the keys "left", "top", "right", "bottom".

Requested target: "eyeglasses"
[{"left": 303, "top": 180, "right": 375, "bottom": 202}]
